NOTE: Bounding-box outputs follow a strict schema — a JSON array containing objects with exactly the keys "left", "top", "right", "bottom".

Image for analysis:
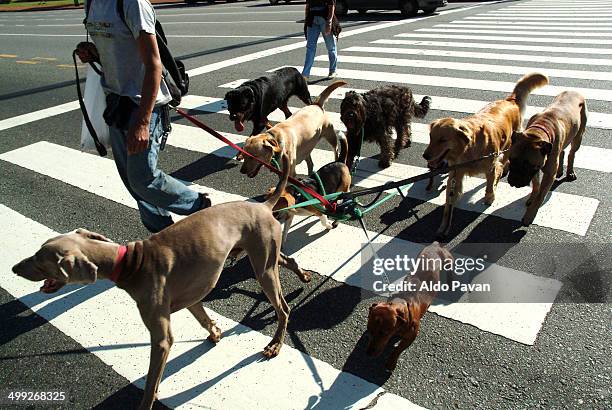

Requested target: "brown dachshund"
[{"left": 366, "top": 242, "right": 453, "bottom": 371}]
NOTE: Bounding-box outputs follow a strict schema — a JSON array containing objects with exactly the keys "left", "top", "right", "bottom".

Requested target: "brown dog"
[
  {"left": 423, "top": 72, "right": 549, "bottom": 237},
  {"left": 508, "top": 91, "right": 587, "bottom": 226},
  {"left": 11, "top": 155, "right": 314, "bottom": 410},
  {"left": 366, "top": 242, "right": 453, "bottom": 371},
  {"left": 239, "top": 80, "right": 347, "bottom": 178}
]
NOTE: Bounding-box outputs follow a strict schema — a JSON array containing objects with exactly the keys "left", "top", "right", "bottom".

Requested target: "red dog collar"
[{"left": 110, "top": 245, "right": 128, "bottom": 283}]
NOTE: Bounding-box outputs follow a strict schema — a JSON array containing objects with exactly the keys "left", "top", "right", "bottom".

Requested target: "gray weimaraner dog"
[{"left": 12, "top": 154, "right": 313, "bottom": 410}]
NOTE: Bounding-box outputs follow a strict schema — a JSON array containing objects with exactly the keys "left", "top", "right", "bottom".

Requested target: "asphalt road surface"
[{"left": 0, "top": 0, "right": 610, "bottom": 409}]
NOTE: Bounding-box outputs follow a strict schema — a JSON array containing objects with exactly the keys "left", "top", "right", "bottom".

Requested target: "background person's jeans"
[
  {"left": 302, "top": 15, "right": 337, "bottom": 77},
  {"left": 109, "top": 106, "right": 202, "bottom": 233}
]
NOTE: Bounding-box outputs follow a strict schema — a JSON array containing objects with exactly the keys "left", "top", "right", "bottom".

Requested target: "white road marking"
[
  {"left": 439, "top": 24, "right": 612, "bottom": 31},
  {"left": 0, "top": 101, "right": 80, "bottom": 132},
  {"left": 463, "top": 16, "right": 612, "bottom": 21},
  {"left": 395, "top": 32, "right": 612, "bottom": 45},
  {"left": 305, "top": 66, "right": 612, "bottom": 102},
  {"left": 315, "top": 54, "right": 612, "bottom": 81},
  {"left": 0, "top": 204, "right": 422, "bottom": 410},
  {"left": 0, "top": 145, "right": 563, "bottom": 345},
  {"left": 417, "top": 28, "right": 612, "bottom": 37},
  {"left": 449, "top": 20, "right": 612, "bottom": 26},
  {"left": 372, "top": 39, "right": 612, "bottom": 55},
  {"left": 343, "top": 45, "right": 612, "bottom": 67}
]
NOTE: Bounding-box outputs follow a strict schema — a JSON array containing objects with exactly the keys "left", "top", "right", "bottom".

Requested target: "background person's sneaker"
[{"left": 328, "top": 72, "right": 337, "bottom": 79}]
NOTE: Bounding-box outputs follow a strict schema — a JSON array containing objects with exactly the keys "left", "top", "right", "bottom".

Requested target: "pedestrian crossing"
[{"left": 1, "top": 0, "right": 610, "bottom": 408}]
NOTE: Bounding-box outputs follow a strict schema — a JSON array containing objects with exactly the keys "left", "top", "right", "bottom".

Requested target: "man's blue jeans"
[
  {"left": 109, "top": 106, "right": 202, "bottom": 233},
  {"left": 302, "top": 15, "right": 337, "bottom": 77}
]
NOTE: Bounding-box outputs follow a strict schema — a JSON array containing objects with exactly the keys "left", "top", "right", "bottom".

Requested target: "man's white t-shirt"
[{"left": 85, "top": 0, "right": 172, "bottom": 106}]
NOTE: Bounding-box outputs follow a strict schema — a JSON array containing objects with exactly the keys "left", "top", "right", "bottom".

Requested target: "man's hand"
[
  {"left": 127, "top": 118, "right": 150, "bottom": 155},
  {"left": 76, "top": 42, "right": 99, "bottom": 64}
]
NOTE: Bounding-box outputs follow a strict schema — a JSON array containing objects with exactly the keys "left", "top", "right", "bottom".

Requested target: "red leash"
[{"left": 175, "top": 108, "right": 336, "bottom": 212}]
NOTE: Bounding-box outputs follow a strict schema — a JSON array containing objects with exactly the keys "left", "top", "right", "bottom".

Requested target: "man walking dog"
[{"left": 77, "top": 0, "right": 210, "bottom": 233}]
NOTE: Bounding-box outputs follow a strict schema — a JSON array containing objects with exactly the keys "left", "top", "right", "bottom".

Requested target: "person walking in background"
[
  {"left": 77, "top": 0, "right": 210, "bottom": 233},
  {"left": 303, "top": 0, "right": 338, "bottom": 82}
]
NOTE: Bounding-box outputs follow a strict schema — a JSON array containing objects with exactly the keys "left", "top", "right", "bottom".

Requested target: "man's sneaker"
[
  {"left": 328, "top": 72, "right": 337, "bottom": 79},
  {"left": 198, "top": 192, "right": 212, "bottom": 210}
]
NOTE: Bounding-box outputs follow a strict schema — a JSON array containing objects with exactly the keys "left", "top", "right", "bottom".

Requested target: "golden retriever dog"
[{"left": 423, "top": 72, "right": 549, "bottom": 237}]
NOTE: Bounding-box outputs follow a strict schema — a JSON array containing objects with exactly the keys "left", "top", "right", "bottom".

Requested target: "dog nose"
[
  {"left": 12, "top": 263, "right": 21, "bottom": 274},
  {"left": 423, "top": 152, "right": 431, "bottom": 160}
]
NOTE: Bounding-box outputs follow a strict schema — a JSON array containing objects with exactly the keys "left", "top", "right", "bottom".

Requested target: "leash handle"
[{"left": 174, "top": 108, "right": 336, "bottom": 212}]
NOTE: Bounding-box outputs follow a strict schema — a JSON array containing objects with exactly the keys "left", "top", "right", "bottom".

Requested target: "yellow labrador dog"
[
  {"left": 508, "top": 91, "right": 587, "bottom": 226},
  {"left": 423, "top": 72, "right": 549, "bottom": 237},
  {"left": 239, "top": 80, "right": 348, "bottom": 178}
]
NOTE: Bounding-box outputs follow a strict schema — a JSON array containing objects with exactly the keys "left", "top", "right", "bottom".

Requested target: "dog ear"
[
  {"left": 264, "top": 136, "right": 282, "bottom": 153},
  {"left": 75, "top": 228, "right": 113, "bottom": 243},
  {"left": 511, "top": 131, "right": 523, "bottom": 144},
  {"left": 455, "top": 123, "right": 472, "bottom": 144},
  {"left": 58, "top": 250, "right": 98, "bottom": 284},
  {"left": 539, "top": 141, "right": 553, "bottom": 156},
  {"left": 369, "top": 303, "right": 379, "bottom": 312},
  {"left": 243, "top": 87, "right": 255, "bottom": 102}
]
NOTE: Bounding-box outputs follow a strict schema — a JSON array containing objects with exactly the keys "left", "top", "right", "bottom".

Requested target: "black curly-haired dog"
[{"left": 340, "top": 85, "right": 431, "bottom": 169}]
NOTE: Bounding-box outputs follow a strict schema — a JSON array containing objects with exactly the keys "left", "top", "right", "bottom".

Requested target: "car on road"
[{"left": 334, "top": 0, "right": 447, "bottom": 16}]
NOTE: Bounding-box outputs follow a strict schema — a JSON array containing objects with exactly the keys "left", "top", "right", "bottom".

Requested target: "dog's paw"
[
  {"left": 299, "top": 270, "right": 314, "bottom": 283},
  {"left": 378, "top": 159, "right": 392, "bottom": 169},
  {"left": 484, "top": 193, "right": 495, "bottom": 206},
  {"left": 263, "top": 341, "right": 282, "bottom": 358},
  {"left": 566, "top": 172, "right": 577, "bottom": 182},
  {"left": 207, "top": 326, "right": 222, "bottom": 343},
  {"left": 332, "top": 220, "right": 340, "bottom": 229}
]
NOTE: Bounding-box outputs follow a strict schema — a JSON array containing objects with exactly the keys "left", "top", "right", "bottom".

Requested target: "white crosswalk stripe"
[
  {"left": 372, "top": 39, "right": 612, "bottom": 55},
  {"left": 342, "top": 45, "right": 612, "bottom": 68},
  {"left": 395, "top": 32, "right": 612, "bottom": 45}
]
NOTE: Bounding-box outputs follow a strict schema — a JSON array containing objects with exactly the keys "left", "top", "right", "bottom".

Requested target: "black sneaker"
[{"left": 198, "top": 193, "right": 212, "bottom": 210}]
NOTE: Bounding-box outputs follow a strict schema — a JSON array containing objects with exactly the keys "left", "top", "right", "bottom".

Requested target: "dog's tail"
[
  {"left": 508, "top": 72, "right": 549, "bottom": 116},
  {"left": 314, "top": 80, "right": 348, "bottom": 109},
  {"left": 413, "top": 96, "right": 431, "bottom": 119},
  {"left": 264, "top": 153, "right": 290, "bottom": 210}
]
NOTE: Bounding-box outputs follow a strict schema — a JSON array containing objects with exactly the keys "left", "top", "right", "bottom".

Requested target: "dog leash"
[{"left": 174, "top": 108, "right": 336, "bottom": 212}]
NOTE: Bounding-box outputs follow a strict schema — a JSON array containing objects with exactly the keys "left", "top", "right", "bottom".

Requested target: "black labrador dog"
[{"left": 224, "top": 67, "right": 312, "bottom": 135}]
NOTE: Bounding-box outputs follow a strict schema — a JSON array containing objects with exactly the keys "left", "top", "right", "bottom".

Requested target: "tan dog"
[
  {"left": 239, "top": 80, "right": 348, "bottom": 178},
  {"left": 366, "top": 242, "right": 453, "bottom": 371},
  {"left": 508, "top": 91, "right": 587, "bottom": 226},
  {"left": 423, "top": 72, "right": 549, "bottom": 237},
  {"left": 11, "top": 155, "right": 314, "bottom": 410}
]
